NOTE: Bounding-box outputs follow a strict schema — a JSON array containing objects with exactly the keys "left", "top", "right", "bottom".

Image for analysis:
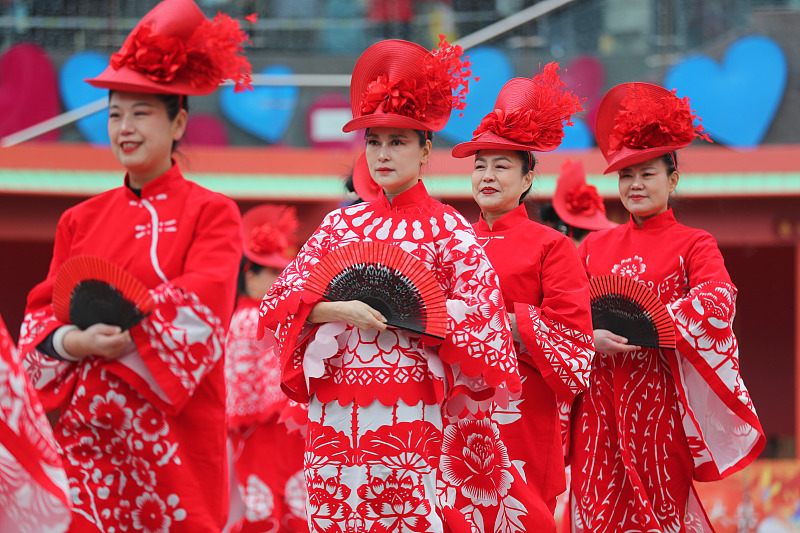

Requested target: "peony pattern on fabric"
[
  {"left": 258, "top": 182, "right": 522, "bottom": 532},
  {"left": 18, "top": 163, "right": 243, "bottom": 532},
  {"left": 0, "top": 314, "right": 71, "bottom": 533},
  {"left": 572, "top": 208, "right": 764, "bottom": 532}
]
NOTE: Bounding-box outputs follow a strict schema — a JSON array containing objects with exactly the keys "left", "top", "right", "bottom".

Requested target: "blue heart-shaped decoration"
[
  {"left": 59, "top": 51, "right": 110, "bottom": 146},
  {"left": 555, "top": 117, "right": 592, "bottom": 152},
  {"left": 439, "top": 46, "right": 513, "bottom": 145},
  {"left": 664, "top": 35, "right": 786, "bottom": 148},
  {"left": 219, "top": 64, "right": 299, "bottom": 144}
]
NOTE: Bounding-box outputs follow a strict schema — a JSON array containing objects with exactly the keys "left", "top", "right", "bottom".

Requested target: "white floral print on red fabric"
[{"left": 611, "top": 255, "right": 646, "bottom": 279}]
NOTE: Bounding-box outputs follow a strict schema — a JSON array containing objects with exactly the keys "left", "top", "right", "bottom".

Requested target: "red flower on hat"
[
  {"left": 110, "top": 13, "right": 252, "bottom": 92},
  {"left": 608, "top": 86, "right": 711, "bottom": 154},
  {"left": 360, "top": 36, "right": 473, "bottom": 123},
  {"left": 246, "top": 206, "right": 299, "bottom": 257},
  {"left": 111, "top": 25, "right": 187, "bottom": 83},
  {"left": 472, "top": 62, "right": 582, "bottom": 146},
  {"left": 565, "top": 183, "right": 606, "bottom": 216}
]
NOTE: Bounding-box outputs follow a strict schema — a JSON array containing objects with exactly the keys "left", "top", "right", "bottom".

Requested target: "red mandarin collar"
[
  {"left": 377, "top": 179, "right": 432, "bottom": 210},
  {"left": 630, "top": 207, "right": 677, "bottom": 230},
  {"left": 477, "top": 203, "right": 529, "bottom": 232},
  {"left": 124, "top": 161, "right": 183, "bottom": 199},
  {"left": 236, "top": 294, "right": 260, "bottom": 310}
]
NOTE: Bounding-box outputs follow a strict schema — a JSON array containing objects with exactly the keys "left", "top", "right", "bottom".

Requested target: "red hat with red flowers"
[
  {"left": 241, "top": 204, "right": 299, "bottom": 269},
  {"left": 352, "top": 152, "right": 381, "bottom": 201},
  {"left": 86, "top": 0, "right": 252, "bottom": 95},
  {"left": 452, "top": 62, "right": 582, "bottom": 158},
  {"left": 342, "top": 37, "right": 473, "bottom": 133},
  {"left": 553, "top": 159, "right": 616, "bottom": 231},
  {"left": 595, "top": 82, "right": 711, "bottom": 174}
]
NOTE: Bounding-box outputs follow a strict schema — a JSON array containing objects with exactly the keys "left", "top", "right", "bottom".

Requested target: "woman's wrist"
[{"left": 53, "top": 325, "right": 82, "bottom": 361}]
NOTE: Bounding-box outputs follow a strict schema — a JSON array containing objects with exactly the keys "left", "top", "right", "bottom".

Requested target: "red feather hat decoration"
[
  {"left": 86, "top": 0, "right": 252, "bottom": 95},
  {"left": 452, "top": 62, "right": 583, "bottom": 158},
  {"left": 553, "top": 159, "right": 616, "bottom": 231},
  {"left": 343, "top": 36, "right": 474, "bottom": 133},
  {"left": 595, "top": 82, "right": 711, "bottom": 174},
  {"left": 241, "top": 204, "right": 299, "bottom": 269}
]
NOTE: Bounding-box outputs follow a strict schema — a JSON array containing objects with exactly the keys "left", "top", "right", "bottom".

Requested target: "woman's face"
[
  {"left": 108, "top": 91, "right": 187, "bottom": 188},
  {"left": 471, "top": 150, "right": 532, "bottom": 217},
  {"left": 618, "top": 157, "right": 679, "bottom": 224},
  {"left": 365, "top": 127, "right": 431, "bottom": 196},
  {"left": 245, "top": 266, "right": 282, "bottom": 300}
]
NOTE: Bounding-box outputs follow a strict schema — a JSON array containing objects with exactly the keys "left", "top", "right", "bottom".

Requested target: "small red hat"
[
  {"left": 241, "top": 204, "right": 299, "bottom": 269},
  {"left": 595, "top": 82, "right": 711, "bottom": 174},
  {"left": 86, "top": 0, "right": 252, "bottom": 95},
  {"left": 452, "top": 62, "right": 582, "bottom": 158},
  {"left": 342, "top": 37, "right": 473, "bottom": 133},
  {"left": 352, "top": 152, "right": 381, "bottom": 202},
  {"left": 553, "top": 159, "right": 616, "bottom": 231}
]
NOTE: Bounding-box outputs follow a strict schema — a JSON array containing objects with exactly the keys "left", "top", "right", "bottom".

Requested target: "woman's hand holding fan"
[
  {"left": 589, "top": 274, "right": 676, "bottom": 350},
  {"left": 304, "top": 241, "right": 448, "bottom": 339},
  {"left": 308, "top": 300, "right": 388, "bottom": 332}
]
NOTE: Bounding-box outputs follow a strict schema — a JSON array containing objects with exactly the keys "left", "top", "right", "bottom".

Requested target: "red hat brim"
[
  {"left": 553, "top": 160, "right": 617, "bottom": 231},
  {"left": 85, "top": 0, "right": 224, "bottom": 96},
  {"left": 595, "top": 82, "right": 693, "bottom": 174},
  {"left": 451, "top": 129, "right": 559, "bottom": 159},
  {"left": 344, "top": 39, "right": 450, "bottom": 133},
  {"left": 352, "top": 152, "right": 381, "bottom": 201},
  {"left": 86, "top": 66, "right": 215, "bottom": 96}
]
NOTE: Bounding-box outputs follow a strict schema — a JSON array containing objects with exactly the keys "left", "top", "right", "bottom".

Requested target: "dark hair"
[
  {"left": 236, "top": 256, "right": 264, "bottom": 295},
  {"left": 517, "top": 150, "right": 536, "bottom": 202},
  {"left": 539, "top": 202, "right": 590, "bottom": 240},
  {"left": 364, "top": 128, "right": 432, "bottom": 147},
  {"left": 660, "top": 151, "right": 678, "bottom": 174},
  {"left": 108, "top": 91, "right": 189, "bottom": 153}
]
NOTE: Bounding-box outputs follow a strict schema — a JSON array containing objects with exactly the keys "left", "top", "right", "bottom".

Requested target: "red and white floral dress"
[
  {"left": 0, "top": 313, "right": 71, "bottom": 533},
  {"left": 225, "top": 295, "right": 308, "bottom": 533},
  {"left": 472, "top": 205, "right": 594, "bottom": 529},
  {"left": 258, "top": 181, "right": 523, "bottom": 533},
  {"left": 571, "top": 208, "right": 765, "bottom": 532},
  {"left": 19, "top": 164, "right": 243, "bottom": 533}
]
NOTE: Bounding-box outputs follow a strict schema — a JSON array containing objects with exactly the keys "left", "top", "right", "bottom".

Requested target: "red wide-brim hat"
[
  {"left": 552, "top": 159, "right": 616, "bottom": 231},
  {"left": 241, "top": 204, "right": 298, "bottom": 269},
  {"left": 352, "top": 152, "right": 381, "bottom": 201},
  {"left": 86, "top": 0, "right": 251, "bottom": 96},
  {"left": 452, "top": 65, "right": 582, "bottom": 159},
  {"left": 343, "top": 38, "right": 471, "bottom": 133},
  {"left": 595, "top": 82, "right": 708, "bottom": 174}
]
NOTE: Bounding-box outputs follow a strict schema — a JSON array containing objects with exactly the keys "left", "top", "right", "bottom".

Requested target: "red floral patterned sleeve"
[
  {"left": 514, "top": 236, "right": 594, "bottom": 400},
  {"left": 436, "top": 223, "right": 521, "bottom": 416},
  {"left": 667, "top": 233, "right": 765, "bottom": 480}
]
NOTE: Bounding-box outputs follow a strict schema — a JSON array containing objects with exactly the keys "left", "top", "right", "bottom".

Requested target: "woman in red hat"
[
  {"left": 540, "top": 159, "right": 616, "bottom": 246},
  {"left": 570, "top": 82, "right": 765, "bottom": 532},
  {"left": 226, "top": 204, "right": 308, "bottom": 533},
  {"left": 0, "top": 312, "right": 71, "bottom": 533},
  {"left": 18, "top": 1, "right": 251, "bottom": 531},
  {"left": 451, "top": 63, "right": 594, "bottom": 532},
  {"left": 258, "top": 38, "right": 523, "bottom": 533}
]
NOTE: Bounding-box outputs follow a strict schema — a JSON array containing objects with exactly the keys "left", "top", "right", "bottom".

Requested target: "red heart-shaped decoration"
[{"left": 0, "top": 43, "right": 60, "bottom": 143}]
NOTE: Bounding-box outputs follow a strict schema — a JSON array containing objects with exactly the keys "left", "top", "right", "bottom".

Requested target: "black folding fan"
[
  {"left": 53, "top": 255, "right": 155, "bottom": 331},
  {"left": 589, "top": 274, "right": 676, "bottom": 349},
  {"left": 304, "top": 241, "right": 448, "bottom": 339}
]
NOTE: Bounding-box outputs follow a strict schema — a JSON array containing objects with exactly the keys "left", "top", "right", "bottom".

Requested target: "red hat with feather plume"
[
  {"left": 452, "top": 62, "right": 582, "bottom": 158},
  {"left": 595, "top": 82, "right": 711, "bottom": 174},
  {"left": 241, "top": 204, "right": 299, "bottom": 269},
  {"left": 343, "top": 37, "right": 474, "bottom": 133},
  {"left": 86, "top": 0, "right": 252, "bottom": 95}
]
